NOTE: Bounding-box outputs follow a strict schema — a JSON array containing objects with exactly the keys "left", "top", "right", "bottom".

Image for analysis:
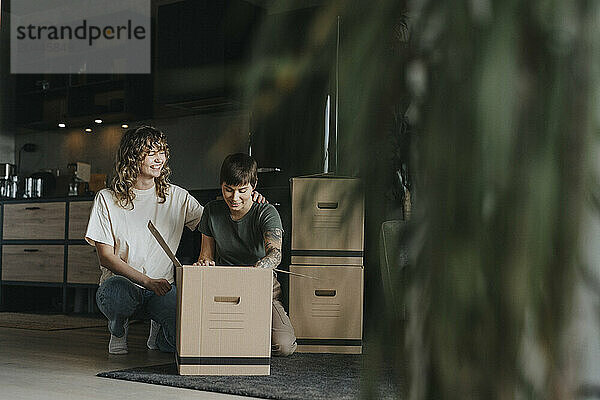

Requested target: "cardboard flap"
[{"left": 148, "top": 220, "right": 182, "bottom": 268}]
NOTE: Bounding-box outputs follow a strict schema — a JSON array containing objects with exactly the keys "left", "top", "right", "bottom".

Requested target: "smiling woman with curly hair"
[
  {"left": 85, "top": 125, "right": 204, "bottom": 355},
  {"left": 111, "top": 126, "right": 172, "bottom": 209}
]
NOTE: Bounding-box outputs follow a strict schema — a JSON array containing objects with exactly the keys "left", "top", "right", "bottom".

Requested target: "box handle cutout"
[
  {"left": 25, "top": 207, "right": 40, "bottom": 211},
  {"left": 23, "top": 248, "right": 39, "bottom": 253},
  {"left": 315, "top": 289, "right": 336, "bottom": 297},
  {"left": 214, "top": 296, "right": 240, "bottom": 305},
  {"left": 317, "top": 202, "right": 338, "bottom": 210}
]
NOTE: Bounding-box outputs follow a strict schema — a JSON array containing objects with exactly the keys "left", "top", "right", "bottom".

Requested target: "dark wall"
[
  {"left": 15, "top": 112, "right": 250, "bottom": 190},
  {"left": 155, "top": 0, "right": 263, "bottom": 104},
  {"left": 0, "top": 1, "right": 16, "bottom": 163},
  {"left": 246, "top": 6, "right": 337, "bottom": 185}
]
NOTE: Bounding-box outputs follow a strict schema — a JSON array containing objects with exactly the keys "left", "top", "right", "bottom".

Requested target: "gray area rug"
[{"left": 98, "top": 353, "right": 401, "bottom": 399}]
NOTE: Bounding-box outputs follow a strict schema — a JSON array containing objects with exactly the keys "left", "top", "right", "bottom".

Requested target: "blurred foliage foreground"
[
  {"left": 245, "top": 0, "right": 600, "bottom": 398},
  {"left": 404, "top": 0, "right": 600, "bottom": 399}
]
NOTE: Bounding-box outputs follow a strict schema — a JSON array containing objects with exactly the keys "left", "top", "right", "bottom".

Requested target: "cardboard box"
[
  {"left": 176, "top": 266, "right": 273, "bottom": 375},
  {"left": 291, "top": 176, "right": 364, "bottom": 265},
  {"left": 71, "top": 162, "right": 91, "bottom": 182},
  {"left": 88, "top": 173, "right": 106, "bottom": 193},
  {"left": 289, "top": 265, "right": 363, "bottom": 354}
]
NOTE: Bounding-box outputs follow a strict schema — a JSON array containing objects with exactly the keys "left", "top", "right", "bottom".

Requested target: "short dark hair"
[{"left": 220, "top": 153, "right": 258, "bottom": 187}]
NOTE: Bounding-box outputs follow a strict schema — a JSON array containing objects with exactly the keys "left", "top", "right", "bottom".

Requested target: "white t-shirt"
[{"left": 85, "top": 184, "right": 203, "bottom": 285}]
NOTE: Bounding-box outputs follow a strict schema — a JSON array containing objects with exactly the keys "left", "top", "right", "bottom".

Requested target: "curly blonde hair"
[{"left": 110, "top": 126, "right": 172, "bottom": 209}]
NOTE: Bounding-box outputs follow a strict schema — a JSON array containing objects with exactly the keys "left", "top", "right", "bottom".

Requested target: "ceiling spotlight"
[
  {"left": 85, "top": 128, "right": 92, "bottom": 133},
  {"left": 58, "top": 123, "right": 66, "bottom": 128},
  {"left": 121, "top": 124, "right": 129, "bottom": 129},
  {"left": 94, "top": 119, "right": 103, "bottom": 124}
]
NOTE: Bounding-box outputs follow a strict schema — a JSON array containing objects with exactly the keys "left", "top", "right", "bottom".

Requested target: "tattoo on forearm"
[
  {"left": 256, "top": 229, "right": 283, "bottom": 269},
  {"left": 264, "top": 228, "right": 282, "bottom": 243}
]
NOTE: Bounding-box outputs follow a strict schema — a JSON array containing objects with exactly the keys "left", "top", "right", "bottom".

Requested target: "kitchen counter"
[{"left": 0, "top": 195, "right": 95, "bottom": 203}]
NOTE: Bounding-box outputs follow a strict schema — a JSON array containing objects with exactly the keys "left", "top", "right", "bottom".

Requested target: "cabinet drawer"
[
  {"left": 3, "top": 202, "right": 66, "bottom": 240},
  {"left": 68, "top": 201, "right": 93, "bottom": 240},
  {"left": 2, "top": 245, "right": 64, "bottom": 282},
  {"left": 67, "top": 245, "right": 100, "bottom": 284}
]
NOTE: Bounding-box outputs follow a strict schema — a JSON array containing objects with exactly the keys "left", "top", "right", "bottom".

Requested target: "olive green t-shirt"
[{"left": 198, "top": 200, "right": 283, "bottom": 266}]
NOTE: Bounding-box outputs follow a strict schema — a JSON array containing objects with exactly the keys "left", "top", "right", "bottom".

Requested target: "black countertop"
[{"left": 0, "top": 195, "right": 95, "bottom": 203}]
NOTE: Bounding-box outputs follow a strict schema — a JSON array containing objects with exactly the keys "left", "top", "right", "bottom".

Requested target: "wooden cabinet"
[
  {"left": 68, "top": 201, "right": 93, "bottom": 240},
  {"left": 0, "top": 198, "right": 97, "bottom": 312},
  {"left": 3, "top": 202, "right": 66, "bottom": 239},
  {"left": 67, "top": 245, "right": 99, "bottom": 284},
  {"left": 2, "top": 245, "right": 64, "bottom": 282}
]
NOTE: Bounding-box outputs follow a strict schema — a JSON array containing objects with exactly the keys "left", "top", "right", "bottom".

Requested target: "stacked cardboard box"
[
  {"left": 176, "top": 266, "right": 273, "bottom": 375},
  {"left": 289, "top": 175, "right": 364, "bottom": 354}
]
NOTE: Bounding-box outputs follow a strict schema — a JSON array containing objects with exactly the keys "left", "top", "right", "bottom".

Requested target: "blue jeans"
[{"left": 96, "top": 275, "right": 177, "bottom": 353}]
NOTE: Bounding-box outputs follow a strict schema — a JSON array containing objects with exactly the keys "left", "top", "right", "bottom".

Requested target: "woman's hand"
[
  {"left": 196, "top": 235, "right": 216, "bottom": 266},
  {"left": 193, "top": 259, "right": 215, "bottom": 266},
  {"left": 143, "top": 277, "right": 172, "bottom": 296},
  {"left": 252, "top": 191, "right": 268, "bottom": 204}
]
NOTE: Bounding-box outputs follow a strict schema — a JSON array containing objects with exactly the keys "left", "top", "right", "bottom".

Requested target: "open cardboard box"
[
  {"left": 175, "top": 265, "right": 273, "bottom": 375},
  {"left": 148, "top": 221, "right": 273, "bottom": 375}
]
